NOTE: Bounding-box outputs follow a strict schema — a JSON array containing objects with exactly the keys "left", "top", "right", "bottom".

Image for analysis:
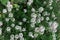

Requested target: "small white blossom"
[
  {"left": 20, "top": 37, "right": 24, "bottom": 40},
  {"left": 19, "top": 33, "right": 23, "bottom": 38},
  {"left": 8, "top": 13, "right": 13, "bottom": 17},
  {"left": 2, "top": 9, "right": 7, "bottom": 13},
  {"left": 34, "top": 33, "right": 38, "bottom": 38},
  {"left": 31, "top": 18, "right": 36, "bottom": 23},
  {"left": 24, "top": 9, "right": 27, "bottom": 13},
  {"left": 15, "top": 34, "right": 19, "bottom": 39},
  {"left": 7, "top": 1, "right": 13, "bottom": 12},
  {"left": 6, "top": 27, "right": 11, "bottom": 32},
  {"left": 19, "top": 22, "right": 23, "bottom": 25},
  {"left": 27, "top": 0, "right": 33, "bottom": 6},
  {"left": 23, "top": 18, "right": 27, "bottom": 22},
  {"left": 10, "top": 34, "right": 14, "bottom": 39},
  {"left": 11, "top": 18, "right": 15, "bottom": 22},
  {"left": 31, "top": 8, "right": 35, "bottom": 12},
  {"left": 46, "top": 17, "right": 50, "bottom": 21},
  {"left": 22, "top": 28, "right": 26, "bottom": 32},
  {"left": 39, "top": 26, "right": 45, "bottom": 34},
  {"left": 11, "top": 23, "right": 15, "bottom": 27},
  {"left": 30, "top": 23, "right": 35, "bottom": 27},
  {"left": 15, "top": 25, "right": 21, "bottom": 30},
  {"left": 49, "top": 21, "right": 59, "bottom": 32},
  {"left": 34, "top": 27, "right": 39, "bottom": 32},
  {"left": 5, "top": 18, "right": 10, "bottom": 22},
  {"left": 40, "top": 16, "right": 44, "bottom": 21},
  {"left": 50, "top": 6, "right": 53, "bottom": 10},
  {"left": 28, "top": 32, "right": 34, "bottom": 38},
  {"left": 31, "top": 13, "right": 37, "bottom": 18},
  {"left": 38, "top": 7, "right": 44, "bottom": 13}
]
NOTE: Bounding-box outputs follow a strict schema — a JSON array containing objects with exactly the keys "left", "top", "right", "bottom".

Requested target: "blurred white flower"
[
  {"left": 49, "top": 21, "right": 59, "bottom": 32},
  {"left": 10, "top": 34, "right": 14, "bottom": 39},
  {"left": 19, "top": 22, "right": 23, "bottom": 25},
  {"left": 34, "top": 33, "right": 38, "bottom": 38},
  {"left": 7, "top": 1, "right": 13, "bottom": 12},
  {"left": 6, "top": 27, "right": 11, "bottom": 32},
  {"left": 40, "top": 16, "right": 44, "bottom": 21},
  {"left": 23, "top": 18, "right": 27, "bottom": 22},
  {"left": 28, "top": 32, "right": 34, "bottom": 38},
  {"left": 34, "top": 27, "right": 39, "bottom": 32},
  {"left": 11, "top": 23, "right": 15, "bottom": 27},
  {"left": 39, "top": 26, "right": 45, "bottom": 34},
  {"left": 15, "top": 34, "right": 19, "bottom": 39},
  {"left": 20, "top": 37, "right": 24, "bottom": 40},
  {"left": 31, "top": 13, "right": 37, "bottom": 18},
  {"left": 24, "top": 9, "right": 27, "bottom": 13},
  {"left": 38, "top": 7, "right": 44, "bottom": 13},
  {"left": 22, "top": 28, "right": 26, "bottom": 32},
  {"left": 31, "top": 8, "right": 35, "bottom": 12},
  {"left": 15, "top": 25, "right": 21, "bottom": 30},
  {"left": 46, "top": 17, "right": 50, "bottom": 21},
  {"left": 8, "top": 13, "right": 13, "bottom": 17},
  {"left": 19, "top": 33, "right": 23, "bottom": 38},
  {"left": 2, "top": 9, "right": 7, "bottom": 13},
  {"left": 11, "top": 18, "right": 15, "bottom": 22},
  {"left": 27, "top": 0, "right": 33, "bottom": 6},
  {"left": 5, "top": 18, "right": 10, "bottom": 22}
]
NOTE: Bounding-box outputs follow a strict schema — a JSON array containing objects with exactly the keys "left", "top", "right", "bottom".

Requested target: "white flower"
[
  {"left": 22, "top": 28, "right": 26, "bottom": 32},
  {"left": 11, "top": 23, "right": 15, "bottom": 27},
  {"left": 6, "top": 27, "right": 11, "bottom": 32},
  {"left": 0, "top": 28, "right": 2, "bottom": 35},
  {"left": 15, "top": 34, "right": 19, "bottom": 39},
  {"left": 40, "top": 16, "right": 44, "bottom": 21},
  {"left": 20, "top": 37, "right": 24, "bottom": 40},
  {"left": 5, "top": 18, "right": 9, "bottom": 22},
  {"left": 19, "top": 22, "right": 23, "bottom": 25},
  {"left": 10, "top": 34, "right": 14, "bottom": 39},
  {"left": 28, "top": 32, "right": 34, "bottom": 38},
  {"left": 52, "top": 13, "right": 55, "bottom": 18},
  {"left": 23, "top": 18, "right": 27, "bottom": 22},
  {"left": 49, "top": 21, "right": 59, "bottom": 32},
  {"left": 27, "top": 0, "right": 33, "bottom": 6},
  {"left": 30, "top": 23, "right": 35, "bottom": 27},
  {"left": 8, "top": 13, "right": 13, "bottom": 17},
  {"left": 0, "top": 21, "right": 3, "bottom": 26},
  {"left": 43, "top": 1, "right": 47, "bottom": 4},
  {"left": 34, "top": 33, "right": 38, "bottom": 38},
  {"left": 15, "top": 25, "right": 21, "bottom": 30},
  {"left": 34, "top": 27, "right": 39, "bottom": 32},
  {"left": 2, "top": 9, "right": 7, "bottom": 13},
  {"left": 31, "top": 18, "right": 36, "bottom": 23},
  {"left": 43, "top": 11, "right": 50, "bottom": 16},
  {"left": 46, "top": 17, "right": 50, "bottom": 21},
  {"left": 29, "top": 0, "right": 33, "bottom": 3},
  {"left": 19, "top": 33, "right": 23, "bottom": 38},
  {"left": 36, "top": 18, "right": 41, "bottom": 23},
  {"left": 31, "top": 13, "right": 37, "bottom": 18},
  {"left": 39, "top": 26, "right": 45, "bottom": 34},
  {"left": 50, "top": 6, "right": 53, "bottom": 10},
  {"left": 7, "top": 1, "right": 13, "bottom": 12},
  {"left": 11, "top": 18, "right": 15, "bottom": 22},
  {"left": 24, "top": 9, "right": 27, "bottom": 13},
  {"left": 27, "top": 2, "right": 32, "bottom": 6},
  {"left": 38, "top": 7, "right": 44, "bottom": 13},
  {"left": 31, "top": 8, "right": 35, "bottom": 12}
]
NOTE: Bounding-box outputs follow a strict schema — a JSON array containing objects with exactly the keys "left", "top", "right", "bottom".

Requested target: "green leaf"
[{"left": 0, "top": 0, "right": 8, "bottom": 6}]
